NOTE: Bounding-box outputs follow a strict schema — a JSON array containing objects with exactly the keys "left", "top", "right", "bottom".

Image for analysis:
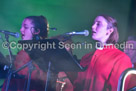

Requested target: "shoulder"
[
  {"left": 112, "top": 49, "right": 132, "bottom": 67},
  {"left": 15, "top": 50, "right": 30, "bottom": 61},
  {"left": 105, "top": 48, "right": 130, "bottom": 60},
  {"left": 80, "top": 51, "right": 95, "bottom": 67},
  {"left": 17, "top": 50, "right": 29, "bottom": 56},
  {"left": 101, "top": 48, "right": 132, "bottom": 67},
  {"left": 114, "top": 49, "right": 130, "bottom": 60}
]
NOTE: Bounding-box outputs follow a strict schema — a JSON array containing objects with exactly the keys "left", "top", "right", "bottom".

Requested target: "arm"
[{"left": 14, "top": 50, "right": 46, "bottom": 81}]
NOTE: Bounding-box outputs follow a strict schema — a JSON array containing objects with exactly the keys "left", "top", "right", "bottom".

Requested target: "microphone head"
[
  {"left": 84, "top": 30, "right": 89, "bottom": 36},
  {"left": 15, "top": 32, "right": 20, "bottom": 38}
]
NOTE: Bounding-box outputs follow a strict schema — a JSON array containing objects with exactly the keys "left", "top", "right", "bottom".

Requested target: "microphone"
[
  {"left": 49, "top": 27, "right": 57, "bottom": 31},
  {"left": 0, "top": 30, "right": 20, "bottom": 38},
  {"left": 66, "top": 30, "right": 89, "bottom": 36}
]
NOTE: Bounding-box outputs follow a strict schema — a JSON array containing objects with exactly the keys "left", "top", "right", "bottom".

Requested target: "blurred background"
[
  {"left": 0, "top": 0, "right": 136, "bottom": 89},
  {"left": 0, "top": 0, "right": 136, "bottom": 58}
]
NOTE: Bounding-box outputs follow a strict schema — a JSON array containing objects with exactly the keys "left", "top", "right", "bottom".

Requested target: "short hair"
[{"left": 99, "top": 14, "right": 119, "bottom": 44}]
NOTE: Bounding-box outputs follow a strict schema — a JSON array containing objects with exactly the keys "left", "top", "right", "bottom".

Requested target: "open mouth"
[
  {"left": 21, "top": 34, "right": 24, "bottom": 38},
  {"left": 92, "top": 31, "right": 96, "bottom": 34}
]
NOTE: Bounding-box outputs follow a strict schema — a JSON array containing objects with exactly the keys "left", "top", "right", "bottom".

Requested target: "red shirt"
[
  {"left": 2, "top": 50, "right": 46, "bottom": 91},
  {"left": 2, "top": 50, "right": 73, "bottom": 91},
  {"left": 14, "top": 50, "right": 46, "bottom": 81},
  {"left": 74, "top": 45, "right": 132, "bottom": 91}
]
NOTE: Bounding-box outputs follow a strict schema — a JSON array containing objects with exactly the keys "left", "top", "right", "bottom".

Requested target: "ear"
[
  {"left": 34, "top": 28, "right": 40, "bottom": 35},
  {"left": 106, "top": 28, "right": 114, "bottom": 36}
]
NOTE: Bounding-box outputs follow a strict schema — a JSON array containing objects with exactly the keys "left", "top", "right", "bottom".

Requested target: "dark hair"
[
  {"left": 127, "top": 36, "right": 136, "bottom": 41},
  {"left": 25, "top": 15, "right": 48, "bottom": 39},
  {"left": 99, "top": 14, "right": 119, "bottom": 44}
]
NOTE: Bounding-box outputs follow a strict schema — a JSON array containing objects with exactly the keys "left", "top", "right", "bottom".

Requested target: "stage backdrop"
[
  {"left": 1, "top": 0, "right": 135, "bottom": 89},
  {"left": 0, "top": 0, "right": 133, "bottom": 59}
]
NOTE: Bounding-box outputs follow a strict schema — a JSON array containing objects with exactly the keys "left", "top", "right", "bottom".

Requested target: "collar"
[{"left": 96, "top": 43, "right": 116, "bottom": 50}]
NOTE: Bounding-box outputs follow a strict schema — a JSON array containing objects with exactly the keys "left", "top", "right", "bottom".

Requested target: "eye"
[
  {"left": 92, "top": 22, "right": 97, "bottom": 26},
  {"left": 24, "top": 26, "right": 29, "bottom": 29},
  {"left": 96, "top": 22, "right": 100, "bottom": 26}
]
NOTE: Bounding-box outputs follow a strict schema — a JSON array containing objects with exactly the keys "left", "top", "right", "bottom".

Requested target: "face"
[
  {"left": 92, "top": 16, "right": 110, "bottom": 43},
  {"left": 124, "top": 40, "right": 136, "bottom": 63},
  {"left": 20, "top": 19, "right": 34, "bottom": 40}
]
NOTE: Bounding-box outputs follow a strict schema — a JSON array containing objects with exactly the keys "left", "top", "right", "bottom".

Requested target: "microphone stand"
[
  {"left": 4, "top": 34, "right": 14, "bottom": 91},
  {"left": 5, "top": 60, "right": 34, "bottom": 91},
  {"left": 0, "top": 34, "right": 4, "bottom": 41},
  {"left": 4, "top": 34, "right": 13, "bottom": 66}
]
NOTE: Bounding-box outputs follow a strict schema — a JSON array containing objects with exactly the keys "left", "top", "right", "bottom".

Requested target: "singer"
[
  {"left": 73, "top": 14, "right": 132, "bottom": 91},
  {"left": 2, "top": 15, "right": 49, "bottom": 91}
]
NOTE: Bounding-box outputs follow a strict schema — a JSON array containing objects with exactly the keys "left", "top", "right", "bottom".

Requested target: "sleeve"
[
  {"left": 65, "top": 72, "right": 78, "bottom": 84},
  {"left": 14, "top": 50, "right": 46, "bottom": 81},
  {"left": 14, "top": 50, "right": 31, "bottom": 75},
  {"left": 73, "top": 52, "right": 93, "bottom": 91},
  {"left": 80, "top": 52, "right": 93, "bottom": 67},
  {"left": 108, "top": 54, "right": 132, "bottom": 91},
  {"left": 31, "top": 62, "right": 47, "bottom": 81}
]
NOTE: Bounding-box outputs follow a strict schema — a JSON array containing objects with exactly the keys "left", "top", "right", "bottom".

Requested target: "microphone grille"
[
  {"left": 15, "top": 32, "right": 20, "bottom": 38},
  {"left": 84, "top": 30, "right": 89, "bottom": 36}
]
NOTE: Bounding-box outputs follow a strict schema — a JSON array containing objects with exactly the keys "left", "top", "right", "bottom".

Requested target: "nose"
[
  {"left": 20, "top": 27, "right": 24, "bottom": 33},
  {"left": 92, "top": 23, "right": 96, "bottom": 31}
]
